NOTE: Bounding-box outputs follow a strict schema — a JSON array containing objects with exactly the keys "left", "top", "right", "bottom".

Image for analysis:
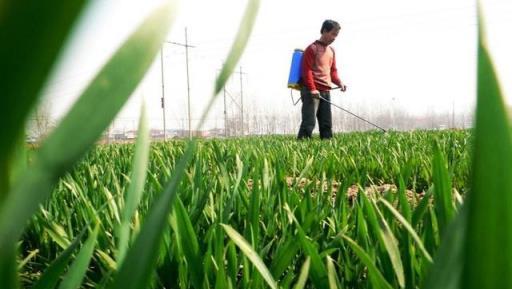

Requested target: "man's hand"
[
  {"left": 338, "top": 81, "right": 347, "bottom": 92},
  {"left": 311, "top": 90, "right": 320, "bottom": 99}
]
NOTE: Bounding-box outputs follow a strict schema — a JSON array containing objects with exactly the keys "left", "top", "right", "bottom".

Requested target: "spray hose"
[
  {"left": 317, "top": 95, "right": 387, "bottom": 132},
  {"left": 290, "top": 88, "right": 387, "bottom": 132}
]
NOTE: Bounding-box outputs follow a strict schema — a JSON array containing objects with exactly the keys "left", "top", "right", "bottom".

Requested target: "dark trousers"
[{"left": 297, "top": 88, "right": 333, "bottom": 139}]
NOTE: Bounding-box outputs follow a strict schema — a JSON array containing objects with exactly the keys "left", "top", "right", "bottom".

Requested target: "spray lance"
[
  {"left": 287, "top": 49, "right": 386, "bottom": 132},
  {"left": 317, "top": 90, "right": 387, "bottom": 132}
]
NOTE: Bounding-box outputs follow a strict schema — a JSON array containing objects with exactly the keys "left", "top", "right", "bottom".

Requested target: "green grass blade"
[
  {"left": 270, "top": 239, "right": 301, "bottom": 278},
  {"left": 0, "top": 0, "right": 86, "bottom": 198},
  {"left": 222, "top": 224, "right": 278, "bottom": 289},
  {"left": 379, "top": 199, "right": 433, "bottom": 263},
  {"left": 0, "top": 0, "right": 176, "bottom": 254},
  {"left": 196, "top": 0, "right": 260, "bottom": 133},
  {"left": 9, "top": 135, "right": 28, "bottom": 196},
  {"left": 432, "top": 142, "right": 454, "bottom": 236},
  {"left": 373, "top": 199, "right": 405, "bottom": 288},
  {"left": 422, "top": 206, "right": 466, "bottom": 289},
  {"left": 248, "top": 174, "right": 261, "bottom": 247},
  {"left": 214, "top": 0, "right": 260, "bottom": 95},
  {"left": 32, "top": 224, "right": 91, "bottom": 289},
  {"left": 397, "top": 177, "right": 412, "bottom": 221},
  {"left": 462, "top": 9, "right": 512, "bottom": 289},
  {"left": 0, "top": 1, "right": 86, "bottom": 284},
  {"left": 37, "top": 5, "right": 174, "bottom": 170},
  {"left": 341, "top": 235, "right": 394, "bottom": 289},
  {"left": 292, "top": 257, "right": 311, "bottom": 289},
  {"left": 226, "top": 241, "right": 239, "bottom": 286},
  {"left": 412, "top": 188, "right": 433, "bottom": 227},
  {"left": 214, "top": 224, "right": 229, "bottom": 289},
  {"left": 117, "top": 103, "right": 151, "bottom": 264},
  {"left": 362, "top": 194, "right": 405, "bottom": 287},
  {"left": 44, "top": 222, "right": 71, "bottom": 250},
  {"left": 57, "top": 224, "right": 99, "bottom": 289},
  {"left": 18, "top": 249, "right": 39, "bottom": 271},
  {"left": 173, "top": 197, "right": 203, "bottom": 288},
  {"left": 110, "top": 141, "right": 196, "bottom": 289},
  {"left": 326, "top": 256, "right": 339, "bottom": 289},
  {"left": 284, "top": 203, "right": 328, "bottom": 289},
  {"left": 0, "top": 245, "right": 18, "bottom": 289}
]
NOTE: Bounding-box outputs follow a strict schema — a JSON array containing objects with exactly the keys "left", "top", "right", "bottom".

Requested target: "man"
[{"left": 297, "top": 19, "right": 347, "bottom": 140}]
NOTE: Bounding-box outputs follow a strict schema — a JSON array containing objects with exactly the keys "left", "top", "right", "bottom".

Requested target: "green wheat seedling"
[
  {"left": 2, "top": 1, "right": 509, "bottom": 289},
  {"left": 0, "top": 0, "right": 260, "bottom": 287}
]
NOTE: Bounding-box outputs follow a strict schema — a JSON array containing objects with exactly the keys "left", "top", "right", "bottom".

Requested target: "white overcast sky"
[{"left": 42, "top": 0, "right": 512, "bottom": 131}]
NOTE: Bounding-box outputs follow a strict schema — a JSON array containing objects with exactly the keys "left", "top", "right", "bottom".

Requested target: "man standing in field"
[{"left": 297, "top": 19, "right": 347, "bottom": 140}]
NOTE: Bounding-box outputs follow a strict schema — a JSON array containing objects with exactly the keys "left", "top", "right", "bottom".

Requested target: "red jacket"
[{"left": 301, "top": 40, "right": 341, "bottom": 92}]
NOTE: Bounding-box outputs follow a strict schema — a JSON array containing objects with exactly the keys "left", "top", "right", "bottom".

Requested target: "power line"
[
  {"left": 159, "top": 47, "right": 167, "bottom": 140},
  {"left": 235, "top": 67, "right": 247, "bottom": 135},
  {"left": 224, "top": 89, "right": 241, "bottom": 109}
]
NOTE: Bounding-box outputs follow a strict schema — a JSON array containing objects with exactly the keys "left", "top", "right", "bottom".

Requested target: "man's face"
[{"left": 322, "top": 28, "right": 340, "bottom": 45}]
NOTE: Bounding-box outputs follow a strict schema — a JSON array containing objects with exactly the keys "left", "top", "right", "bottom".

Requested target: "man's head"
[{"left": 320, "top": 20, "right": 340, "bottom": 45}]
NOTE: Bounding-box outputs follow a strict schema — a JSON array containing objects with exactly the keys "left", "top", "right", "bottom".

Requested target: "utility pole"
[
  {"left": 185, "top": 28, "right": 192, "bottom": 138},
  {"left": 160, "top": 47, "right": 167, "bottom": 141},
  {"left": 167, "top": 27, "right": 195, "bottom": 138},
  {"left": 240, "top": 66, "right": 244, "bottom": 136},
  {"left": 220, "top": 67, "right": 244, "bottom": 138},
  {"left": 451, "top": 100, "right": 455, "bottom": 129},
  {"left": 223, "top": 86, "right": 228, "bottom": 137},
  {"left": 235, "top": 66, "right": 247, "bottom": 136}
]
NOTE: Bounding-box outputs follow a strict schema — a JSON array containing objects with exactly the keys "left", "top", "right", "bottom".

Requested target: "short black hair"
[{"left": 320, "top": 20, "right": 341, "bottom": 33}]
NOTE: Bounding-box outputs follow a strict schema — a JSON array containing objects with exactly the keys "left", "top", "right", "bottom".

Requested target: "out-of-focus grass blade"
[
  {"left": 1, "top": 1, "right": 86, "bottom": 285},
  {"left": 32, "top": 224, "right": 90, "bottom": 289},
  {"left": 341, "top": 235, "right": 394, "bottom": 289},
  {"left": 117, "top": 103, "right": 150, "bottom": 264},
  {"left": 0, "top": 0, "right": 86, "bottom": 198},
  {"left": 432, "top": 142, "right": 454, "bottom": 236},
  {"left": 57, "top": 224, "right": 99, "bottom": 289},
  {"left": 462, "top": 9, "right": 512, "bottom": 289},
  {"left": 196, "top": 0, "right": 260, "bottom": 132},
  {"left": 0, "top": 245, "right": 18, "bottom": 289},
  {"left": 9, "top": 136, "right": 28, "bottom": 194},
  {"left": 379, "top": 199, "right": 433, "bottom": 263},
  {"left": 222, "top": 224, "right": 278, "bottom": 289},
  {"left": 214, "top": 0, "right": 260, "bottom": 95},
  {"left": 185, "top": 3, "right": 261, "bottom": 287},
  {"left": 110, "top": 142, "right": 196, "bottom": 289},
  {"left": 422, "top": 206, "right": 466, "bottom": 289},
  {"left": 0, "top": 1, "right": 176, "bottom": 255},
  {"left": 292, "top": 257, "right": 311, "bottom": 289}
]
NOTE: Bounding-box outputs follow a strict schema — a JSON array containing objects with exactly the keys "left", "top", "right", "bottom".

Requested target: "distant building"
[
  {"left": 113, "top": 133, "right": 126, "bottom": 140},
  {"left": 125, "top": 130, "right": 137, "bottom": 140}
]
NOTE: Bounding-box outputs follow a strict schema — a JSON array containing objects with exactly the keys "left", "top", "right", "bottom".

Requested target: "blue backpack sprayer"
[{"left": 287, "top": 49, "right": 386, "bottom": 132}]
